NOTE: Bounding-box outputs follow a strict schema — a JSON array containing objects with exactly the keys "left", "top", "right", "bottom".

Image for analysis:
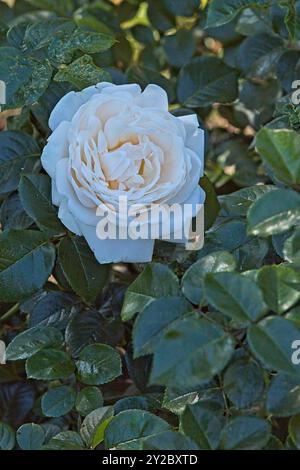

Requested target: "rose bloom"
[{"left": 41, "top": 82, "right": 205, "bottom": 263}]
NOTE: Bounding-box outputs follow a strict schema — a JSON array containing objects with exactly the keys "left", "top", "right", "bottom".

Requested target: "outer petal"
[
  {"left": 179, "top": 114, "right": 205, "bottom": 167},
  {"left": 184, "top": 184, "right": 206, "bottom": 214},
  {"left": 41, "top": 121, "right": 70, "bottom": 178},
  {"left": 101, "top": 83, "right": 141, "bottom": 98},
  {"left": 49, "top": 82, "right": 113, "bottom": 130},
  {"left": 78, "top": 222, "right": 155, "bottom": 263},
  {"left": 167, "top": 150, "right": 203, "bottom": 205},
  {"left": 58, "top": 198, "right": 82, "bottom": 235},
  {"left": 137, "top": 84, "right": 169, "bottom": 111},
  {"left": 55, "top": 159, "right": 99, "bottom": 226},
  {"left": 51, "top": 180, "right": 61, "bottom": 206}
]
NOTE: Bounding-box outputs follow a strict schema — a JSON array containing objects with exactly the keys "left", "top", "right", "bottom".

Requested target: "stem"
[{"left": 0, "top": 303, "right": 20, "bottom": 323}]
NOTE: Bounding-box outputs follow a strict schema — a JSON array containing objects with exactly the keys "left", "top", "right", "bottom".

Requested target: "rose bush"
[{"left": 41, "top": 82, "right": 204, "bottom": 262}]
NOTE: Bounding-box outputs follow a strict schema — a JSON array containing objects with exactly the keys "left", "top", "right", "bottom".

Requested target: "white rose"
[{"left": 41, "top": 82, "right": 205, "bottom": 263}]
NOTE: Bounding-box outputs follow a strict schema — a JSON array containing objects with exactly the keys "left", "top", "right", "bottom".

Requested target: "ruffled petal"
[
  {"left": 138, "top": 84, "right": 169, "bottom": 111},
  {"left": 167, "top": 150, "right": 203, "bottom": 205},
  {"left": 49, "top": 82, "right": 112, "bottom": 130},
  {"left": 101, "top": 83, "right": 141, "bottom": 98},
  {"left": 179, "top": 114, "right": 205, "bottom": 166},
  {"left": 55, "top": 159, "right": 99, "bottom": 226}
]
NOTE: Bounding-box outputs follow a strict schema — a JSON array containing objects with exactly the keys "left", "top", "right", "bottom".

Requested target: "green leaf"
[
  {"left": 19, "top": 174, "right": 64, "bottom": 236},
  {"left": 0, "top": 47, "right": 52, "bottom": 109},
  {"left": 80, "top": 406, "right": 114, "bottom": 448},
  {"left": 26, "top": 291, "right": 77, "bottom": 330},
  {"left": 23, "top": 19, "right": 74, "bottom": 51},
  {"left": 45, "top": 431, "right": 84, "bottom": 450},
  {"left": 133, "top": 297, "right": 193, "bottom": 358},
  {"left": 162, "top": 388, "right": 200, "bottom": 415},
  {"left": 0, "top": 193, "right": 33, "bottom": 230},
  {"left": 76, "top": 343, "right": 121, "bottom": 385},
  {"left": 147, "top": 0, "right": 175, "bottom": 32},
  {"left": 121, "top": 263, "right": 179, "bottom": 321},
  {"left": 247, "top": 189, "right": 300, "bottom": 237},
  {"left": 58, "top": 236, "right": 110, "bottom": 303},
  {"left": 115, "top": 396, "right": 159, "bottom": 414},
  {"left": 182, "top": 251, "right": 236, "bottom": 305},
  {"left": 204, "top": 272, "right": 266, "bottom": 324},
  {"left": 286, "top": 306, "right": 300, "bottom": 327},
  {"left": 264, "top": 435, "right": 284, "bottom": 450},
  {"left": 248, "top": 316, "right": 300, "bottom": 376},
  {"left": 142, "top": 431, "right": 199, "bottom": 450},
  {"left": 257, "top": 264, "right": 300, "bottom": 314},
  {"left": 237, "top": 33, "right": 283, "bottom": 78},
  {"left": 202, "top": 218, "right": 268, "bottom": 271},
  {"left": 223, "top": 359, "right": 265, "bottom": 408},
  {"left": 180, "top": 403, "right": 221, "bottom": 450},
  {"left": 162, "top": 0, "right": 199, "bottom": 16},
  {"left": 289, "top": 414, "right": 300, "bottom": 448},
  {"left": 256, "top": 128, "right": 300, "bottom": 185},
  {"left": 220, "top": 416, "right": 271, "bottom": 450},
  {"left": 48, "top": 28, "right": 115, "bottom": 65},
  {"left": 127, "top": 65, "right": 175, "bottom": 103},
  {"left": 163, "top": 29, "right": 196, "bottom": 68},
  {"left": 200, "top": 175, "right": 220, "bottom": 231},
  {"left": 150, "top": 316, "right": 234, "bottom": 388},
  {"left": 6, "top": 325, "right": 63, "bottom": 361},
  {"left": 24, "top": 0, "right": 73, "bottom": 15},
  {"left": 16, "top": 423, "right": 45, "bottom": 450},
  {"left": 65, "top": 306, "right": 123, "bottom": 357},
  {"left": 75, "top": 387, "right": 103, "bottom": 417},
  {"left": 0, "top": 230, "right": 56, "bottom": 302},
  {"left": 31, "top": 81, "right": 71, "bottom": 133},
  {"left": 41, "top": 386, "right": 76, "bottom": 418},
  {"left": 206, "top": 0, "right": 272, "bottom": 28},
  {"left": 0, "top": 131, "right": 39, "bottom": 195},
  {"left": 131, "top": 25, "right": 154, "bottom": 45},
  {"left": 177, "top": 57, "right": 239, "bottom": 107},
  {"left": 54, "top": 55, "right": 111, "bottom": 90},
  {"left": 220, "top": 185, "right": 275, "bottom": 217},
  {"left": 26, "top": 348, "right": 75, "bottom": 380},
  {"left": 0, "top": 382, "right": 35, "bottom": 429},
  {"left": 284, "top": 228, "right": 300, "bottom": 262},
  {"left": 104, "top": 410, "right": 171, "bottom": 450},
  {"left": 266, "top": 373, "right": 300, "bottom": 417},
  {"left": 281, "top": 0, "right": 300, "bottom": 41},
  {"left": 0, "top": 422, "right": 15, "bottom": 450}
]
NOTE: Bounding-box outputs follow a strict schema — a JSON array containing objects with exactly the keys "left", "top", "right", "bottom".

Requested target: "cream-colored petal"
[
  {"left": 49, "top": 85, "right": 105, "bottom": 130},
  {"left": 179, "top": 114, "right": 205, "bottom": 164},
  {"left": 41, "top": 121, "right": 70, "bottom": 178},
  {"left": 55, "top": 159, "right": 99, "bottom": 226},
  {"left": 167, "top": 150, "right": 203, "bottom": 205},
  {"left": 78, "top": 221, "right": 155, "bottom": 263},
  {"left": 58, "top": 198, "right": 82, "bottom": 235},
  {"left": 138, "top": 84, "right": 169, "bottom": 111}
]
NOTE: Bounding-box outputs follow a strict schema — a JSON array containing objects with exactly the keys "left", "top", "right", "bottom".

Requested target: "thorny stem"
[{"left": 0, "top": 302, "right": 20, "bottom": 324}]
